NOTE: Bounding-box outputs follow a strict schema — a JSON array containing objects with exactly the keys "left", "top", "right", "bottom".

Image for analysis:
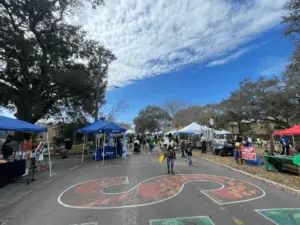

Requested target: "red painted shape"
[{"left": 59, "top": 174, "right": 264, "bottom": 208}]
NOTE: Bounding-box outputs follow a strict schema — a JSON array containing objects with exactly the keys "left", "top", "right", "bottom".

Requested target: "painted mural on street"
[
  {"left": 58, "top": 174, "right": 265, "bottom": 209},
  {"left": 150, "top": 216, "right": 214, "bottom": 225},
  {"left": 256, "top": 209, "right": 300, "bottom": 225}
]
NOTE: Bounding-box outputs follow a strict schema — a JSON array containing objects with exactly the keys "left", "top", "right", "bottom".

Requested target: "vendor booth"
[
  {"left": 178, "top": 122, "right": 214, "bottom": 140},
  {"left": 126, "top": 129, "right": 135, "bottom": 135},
  {"left": 95, "top": 122, "right": 126, "bottom": 161},
  {"left": 264, "top": 126, "right": 300, "bottom": 176},
  {"left": 177, "top": 122, "right": 214, "bottom": 149},
  {"left": 0, "top": 116, "right": 50, "bottom": 187},
  {"left": 78, "top": 121, "right": 126, "bottom": 162}
]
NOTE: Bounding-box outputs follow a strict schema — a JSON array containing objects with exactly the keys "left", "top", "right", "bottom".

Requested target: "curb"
[{"left": 197, "top": 156, "right": 300, "bottom": 195}]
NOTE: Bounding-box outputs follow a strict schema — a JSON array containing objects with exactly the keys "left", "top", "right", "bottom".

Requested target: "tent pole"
[
  {"left": 115, "top": 134, "right": 117, "bottom": 157},
  {"left": 292, "top": 135, "right": 295, "bottom": 147},
  {"left": 82, "top": 134, "right": 85, "bottom": 163},
  {"left": 46, "top": 133, "right": 52, "bottom": 177},
  {"left": 103, "top": 132, "right": 105, "bottom": 164},
  {"left": 95, "top": 134, "right": 97, "bottom": 161}
]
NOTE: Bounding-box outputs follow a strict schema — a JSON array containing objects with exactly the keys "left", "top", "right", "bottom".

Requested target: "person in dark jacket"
[
  {"left": 1, "top": 135, "right": 14, "bottom": 160},
  {"left": 117, "top": 137, "right": 122, "bottom": 156}
]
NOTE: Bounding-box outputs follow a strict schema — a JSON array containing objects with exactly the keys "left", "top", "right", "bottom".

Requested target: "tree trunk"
[
  {"left": 269, "top": 133, "right": 275, "bottom": 153},
  {"left": 238, "top": 122, "right": 242, "bottom": 135}
]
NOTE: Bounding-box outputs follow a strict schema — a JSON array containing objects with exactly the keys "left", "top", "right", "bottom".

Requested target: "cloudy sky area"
[
  {"left": 75, "top": 0, "right": 288, "bottom": 86},
  {"left": 1, "top": 0, "right": 293, "bottom": 124}
]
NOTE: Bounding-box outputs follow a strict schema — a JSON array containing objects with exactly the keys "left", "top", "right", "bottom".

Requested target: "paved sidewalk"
[{"left": 0, "top": 155, "right": 84, "bottom": 212}]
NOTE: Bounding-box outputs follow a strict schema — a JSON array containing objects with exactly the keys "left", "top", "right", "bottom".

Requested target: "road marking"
[
  {"left": 58, "top": 174, "right": 265, "bottom": 209},
  {"left": 69, "top": 164, "right": 84, "bottom": 171},
  {"left": 255, "top": 208, "right": 300, "bottom": 225},
  {"left": 149, "top": 216, "right": 215, "bottom": 225},
  {"left": 69, "top": 223, "right": 98, "bottom": 225},
  {"left": 201, "top": 158, "right": 300, "bottom": 194},
  {"left": 232, "top": 216, "right": 244, "bottom": 225}
]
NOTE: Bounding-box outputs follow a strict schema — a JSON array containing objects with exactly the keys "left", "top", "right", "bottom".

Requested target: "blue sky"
[
  {"left": 1, "top": 0, "right": 294, "bottom": 126},
  {"left": 104, "top": 27, "right": 293, "bottom": 124}
]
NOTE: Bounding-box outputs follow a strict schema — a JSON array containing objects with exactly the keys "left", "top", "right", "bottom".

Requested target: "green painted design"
[
  {"left": 150, "top": 216, "right": 214, "bottom": 225},
  {"left": 257, "top": 209, "right": 300, "bottom": 225}
]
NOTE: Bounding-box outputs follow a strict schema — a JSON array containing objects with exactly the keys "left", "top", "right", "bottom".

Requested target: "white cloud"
[
  {"left": 70, "top": 0, "right": 287, "bottom": 86},
  {"left": 206, "top": 41, "right": 268, "bottom": 67},
  {"left": 206, "top": 47, "right": 250, "bottom": 67}
]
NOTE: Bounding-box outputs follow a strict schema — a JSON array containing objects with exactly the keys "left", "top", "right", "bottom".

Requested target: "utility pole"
[
  {"left": 94, "top": 71, "right": 100, "bottom": 122},
  {"left": 94, "top": 56, "right": 102, "bottom": 122}
]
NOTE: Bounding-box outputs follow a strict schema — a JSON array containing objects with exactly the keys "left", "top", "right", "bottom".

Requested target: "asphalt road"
[{"left": 1, "top": 150, "right": 300, "bottom": 225}]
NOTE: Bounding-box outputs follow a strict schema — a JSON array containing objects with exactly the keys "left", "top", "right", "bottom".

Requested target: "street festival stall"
[
  {"left": 178, "top": 122, "right": 214, "bottom": 148},
  {"left": 214, "top": 130, "right": 231, "bottom": 144},
  {"left": 96, "top": 122, "right": 126, "bottom": 161},
  {"left": 125, "top": 129, "right": 135, "bottom": 135},
  {"left": 264, "top": 126, "right": 300, "bottom": 176},
  {"left": 78, "top": 121, "right": 126, "bottom": 162},
  {"left": 78, "top": 119, "right": 107, "bottom": 162},
  {"left": 0, "top": 116, "right": 51, "bottom": 187}
]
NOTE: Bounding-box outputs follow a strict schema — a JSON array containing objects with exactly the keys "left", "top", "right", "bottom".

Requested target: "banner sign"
[{"left": 241, "top": 146, "right": 256, "bottom": 161}]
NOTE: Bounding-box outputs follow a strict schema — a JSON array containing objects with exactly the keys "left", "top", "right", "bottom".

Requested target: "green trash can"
[{"left": 264, "top": 155, "right": 274, "bottom": 171}]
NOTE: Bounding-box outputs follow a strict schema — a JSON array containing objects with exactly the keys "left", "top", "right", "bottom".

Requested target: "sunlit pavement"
[{"left": 1, "top": 150, "right": 300, "bottom": 225}]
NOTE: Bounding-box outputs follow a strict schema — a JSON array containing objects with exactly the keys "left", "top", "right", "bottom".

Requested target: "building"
[{"left": 35, "top": 122, "right": 61, "bottom": 144}]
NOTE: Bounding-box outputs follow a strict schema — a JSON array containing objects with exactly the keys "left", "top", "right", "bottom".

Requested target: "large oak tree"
[
  {"left": 0, "top": 0, "right": 115, "bottom": 123},
  {"left": 134, "top": 106, "right": 171, "bottom": 133}
]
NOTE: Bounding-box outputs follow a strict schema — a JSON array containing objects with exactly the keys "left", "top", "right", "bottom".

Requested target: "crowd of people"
[
  {"left": 125, "top": 132, "right": 300, "bottom": 175},
  {"left": 127, "top": 133, "right": 196, "bottom": 175}
]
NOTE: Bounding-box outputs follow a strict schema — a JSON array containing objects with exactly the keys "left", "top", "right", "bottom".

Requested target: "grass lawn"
[
  {"left": 193, "top": 149, "right": 300, "bottom": 195},
  {"left": 70, "top": 144, "right": 89, "bottom": 154}
]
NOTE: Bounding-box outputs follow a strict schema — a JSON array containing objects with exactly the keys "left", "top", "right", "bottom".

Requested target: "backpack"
[{"left": 168, "top": 148, "right": 175, "bottom": 157}]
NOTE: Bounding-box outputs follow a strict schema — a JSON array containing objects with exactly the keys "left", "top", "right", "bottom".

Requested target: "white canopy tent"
[
  {"left": 220, "top": 130, "right": 231, "bottom": 135},
  {"left": 178, "top": 122, "right": 214, "bottom": 141},
  {"left": 165, "top": 130, "right": 179, "bottom": 136},
  {"left": 214, "top": 130, "right": 231, "bottom": 135},
  {"left": 126, "top": 129, "right": 135, "bottom": 135}
]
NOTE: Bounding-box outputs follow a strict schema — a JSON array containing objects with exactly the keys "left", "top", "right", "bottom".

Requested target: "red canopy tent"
[{"left": 272, "top": 125, "right": 300, "bottom": 136}]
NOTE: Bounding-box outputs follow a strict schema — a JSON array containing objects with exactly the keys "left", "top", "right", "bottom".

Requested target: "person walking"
[
  {"left": 201, "top": 134, "right": 207, "bottom": 153},
  {"left": 165, "top": 134, "right": 176, "bottom": 175},
  {"left": 187, "top": 142, "right": 192, "bottom": 166},
  {"left": 149, "top": 136, "right": 154, "bottom": 154},
  {"left": 180, "top": 140, "right": 185, "bottom": 158},
  {"left": 256, "top": 137, "right": 262, "bottom": 148}
]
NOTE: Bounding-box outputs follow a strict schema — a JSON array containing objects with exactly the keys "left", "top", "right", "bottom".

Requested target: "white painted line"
[
  {"left": 201, "top": 158, "right": 300, "bottom": 194},
  {"left": 69, "top": 164, "right": 84, "bottom": 171},
  {"left": 57, "top": 174, "right": 265, "bottom": 209}
]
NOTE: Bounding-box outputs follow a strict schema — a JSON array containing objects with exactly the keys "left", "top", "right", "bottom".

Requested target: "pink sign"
[{"left": 241, "top": 147, "right": 256, "bottom": 161}]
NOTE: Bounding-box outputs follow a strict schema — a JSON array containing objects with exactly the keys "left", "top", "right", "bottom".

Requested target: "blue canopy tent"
[
  {"left": 98, "top": 122, "right": 126, "bottom": 133},
  {"left": 0, "top": 116, "right": 47, "bottom": 132},
  {"left": 98, "top": 122, "right": 126, "bottom": 163},
  {"left": 77, "top": 120, "right": 126, "bottom": 162},
  {"left": 77, "top": 119, "right": 107, "bottom": 133},
  {"left": 77, "top": 119, "right": 107, "bottom": 162},
  {"left": 0, "top": 116, "right": 52, "bottom": 177}
]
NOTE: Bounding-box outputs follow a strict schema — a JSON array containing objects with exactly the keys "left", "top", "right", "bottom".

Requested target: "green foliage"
[
  {"left": 134, "top": 106, "right": 171, "bottom": 133},
  {"left": 283, "top": 0, "right": 300, "bottom": 41},
  {"left": 172, "top": 104, "right": 226, "bottom": 130},
  {"left": 0, "top": 0, "right": 114, "bottom": 123},
  {"left": 57, "top": 117, "right": 88, "bottom": 143}
]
